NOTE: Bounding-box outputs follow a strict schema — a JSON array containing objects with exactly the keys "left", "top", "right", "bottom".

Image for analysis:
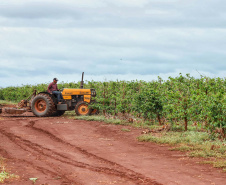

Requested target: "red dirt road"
[{"left": 0, "top": 113, "right": 225, "bottom": 185}]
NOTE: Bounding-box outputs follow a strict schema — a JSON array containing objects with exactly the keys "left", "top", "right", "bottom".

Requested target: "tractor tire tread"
[{"left": 31, "top": 93, "right": 56, "bottom": 117}]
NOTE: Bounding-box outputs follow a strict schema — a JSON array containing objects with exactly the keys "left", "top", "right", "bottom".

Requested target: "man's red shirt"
[{"left": 47, "top": 82, "right": 59, "bottom": 93}]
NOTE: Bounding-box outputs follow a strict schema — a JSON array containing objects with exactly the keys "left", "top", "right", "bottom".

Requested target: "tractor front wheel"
[{"left": 75, "top": 101, "right": 92, "bottom": 116}]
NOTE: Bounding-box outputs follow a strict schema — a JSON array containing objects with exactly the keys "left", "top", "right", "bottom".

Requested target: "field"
[
  {"left": 0, "top": 110, "right": 226, "bottom": 185},
  {"left": 0, "top": 74, "right": 225, "bottom": 184}
]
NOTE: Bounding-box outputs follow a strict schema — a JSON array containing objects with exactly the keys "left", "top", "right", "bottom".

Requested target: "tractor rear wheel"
[
  {"left": 75, "top": 101, "right": 92, "bottom": 116},
  {"left": 31, "top": 93, "right": 56, "bottom": 117}
]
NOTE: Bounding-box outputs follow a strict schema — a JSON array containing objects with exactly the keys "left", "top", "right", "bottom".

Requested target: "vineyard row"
[{"left": 0, "top": 74, "right": 225, "bottom": 138}]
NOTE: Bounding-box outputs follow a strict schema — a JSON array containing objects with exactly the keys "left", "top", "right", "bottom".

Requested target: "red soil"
[{"left": 0, "top": 112, "right": 225, "bottom": 185}]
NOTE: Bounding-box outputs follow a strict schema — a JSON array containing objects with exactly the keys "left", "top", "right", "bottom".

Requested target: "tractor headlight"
[{"left": 91, "top": 89, "right": 96, "bottom": 97}]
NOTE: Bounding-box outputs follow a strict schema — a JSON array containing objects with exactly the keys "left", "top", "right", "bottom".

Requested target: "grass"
[
  {"left": 138, "top": 131, "right": 226, "bottom": 171},
  {"left": 121, "top": 128, "right": 131, "bottom": 132},
  {"left": 0, "top": 156, "right": 19, "bottom": 183},
  {"left": 138, "top": 131, "right": 212, "bottom": 145},
  {"left": 65, "top": 112, "right": 127, "bottom": 125},
  {"left": 66, "top": 113, "right": 156, "bottom": 128},
  {"left": 0, "top": 100, "right": 17, "bottom": 105},
  {"left": 199, "top": 160, "right": 226, "bottom": 171}
]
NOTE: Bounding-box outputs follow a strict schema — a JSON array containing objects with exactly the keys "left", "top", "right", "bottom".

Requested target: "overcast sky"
[{"left": 0, "top": 0, "right": 225, "bottom": 87}]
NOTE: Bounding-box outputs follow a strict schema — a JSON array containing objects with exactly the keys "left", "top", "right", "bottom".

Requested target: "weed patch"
[
  {"left": 67, "top": 113, "right": 128, "bottom": 126},
  {"left": 138, "top": 131, "right": 226, "bottom": 170},
  {"left": 0, "top": 156, "right": 19, "bottom": 183},
  {"left": 121, "top": 128, "right": 131, "bottom": 132}
]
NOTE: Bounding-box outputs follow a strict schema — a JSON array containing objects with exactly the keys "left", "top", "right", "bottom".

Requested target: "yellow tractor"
[{"left": 17, "top": 72, "right": 97, "bottom": 117}]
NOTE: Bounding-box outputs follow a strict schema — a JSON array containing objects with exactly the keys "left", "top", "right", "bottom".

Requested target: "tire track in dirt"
[
  {"left": 0, "top": 129, "right": 81, "bottom": 185},
  {"left": 1, "top": 119, "right": 161, "bottom": 185},
  {"left": 2, "top": 116, "right": 226, "bottom": 185},
  {"left": 0, "top": 144, "right": 61, "bottom": 178},
  {"left": 27, "top": 120, "right": 160, "bottom": 185}
]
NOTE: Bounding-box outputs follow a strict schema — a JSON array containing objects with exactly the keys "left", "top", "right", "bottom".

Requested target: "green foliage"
[
  {"left": 0, "top": 88, "right": 4, "bottom": 100},
  {"left": 133, "top": 84, "right": 163, "bottom": 123},
  {"left": 0, "top": 171, "right": 10, "bottom": 183},
  {"left": 0, "top": 74, "right": 225, "bottom": 138}
]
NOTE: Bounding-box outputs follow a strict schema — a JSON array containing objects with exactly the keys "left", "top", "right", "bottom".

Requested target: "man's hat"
[{"left": 53, "top": 78, "right": 58, "bottom": 81}]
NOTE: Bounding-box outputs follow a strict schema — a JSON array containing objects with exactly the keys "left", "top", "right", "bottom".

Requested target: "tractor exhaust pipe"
[{"left": 80, "top": 72, "right": 84, "bottom": 89}]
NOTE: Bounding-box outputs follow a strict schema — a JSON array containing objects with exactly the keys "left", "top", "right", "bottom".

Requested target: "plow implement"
[
  {"left": 3, "top": 107, "right": 27, "bottom": 114},
  {"left": 0, "top": 105, "right": 27, "bottom": 115}
]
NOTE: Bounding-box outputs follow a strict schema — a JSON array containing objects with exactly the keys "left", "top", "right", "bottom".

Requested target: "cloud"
[
  {"left": 0, "top": 0, "right": 225, "bottom": 29},
  {"left": 0, "top": 0, "right": 105, "bottom": 19},
  {"left": 0, "top": 0, "right": 225, "bottom": 87}
]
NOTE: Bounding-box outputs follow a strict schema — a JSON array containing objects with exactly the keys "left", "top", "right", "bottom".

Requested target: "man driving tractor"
[{"left": 47, "top": 78, "right": 63, "bottom": 103}]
